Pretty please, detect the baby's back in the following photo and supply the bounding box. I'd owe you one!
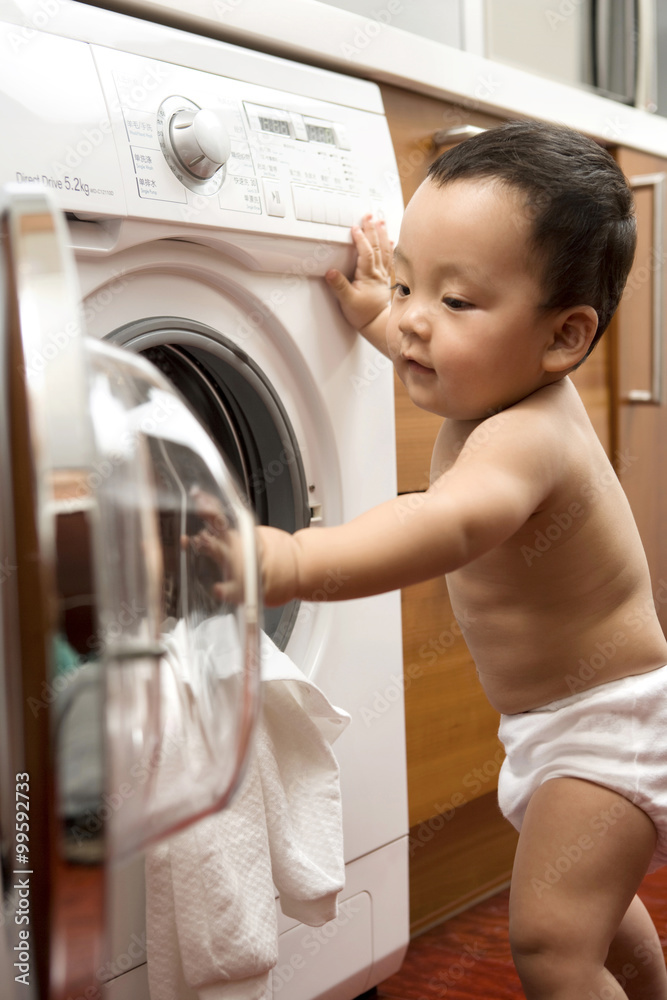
[434,379,667,714]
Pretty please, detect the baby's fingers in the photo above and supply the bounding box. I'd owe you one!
[187,528,227,565]
[324,267,352,301]
[357,215,392,276]
[375,219,393,271]
[212,580,243,604]
[190,487,229,537]
[350,216,380,275]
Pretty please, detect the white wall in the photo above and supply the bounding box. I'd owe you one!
[313,0,465,48]
[484,0,591,88]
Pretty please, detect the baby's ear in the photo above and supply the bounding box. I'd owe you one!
[542,305,599,372]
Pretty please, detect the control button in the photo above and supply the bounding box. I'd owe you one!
[157,96,230,196]
[337,196,355,228]
[309,189,327,224]
[170,107,232,180]
[332,124,351,150]
[263,180,287,217]
[324,191,339,226]
[292,185,312,222]
[353,199,366,226]
[290,113,309,141]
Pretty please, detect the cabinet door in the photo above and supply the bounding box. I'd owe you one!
[613,148,667,630]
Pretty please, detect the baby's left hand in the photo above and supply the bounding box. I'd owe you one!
[325,214,393,333]
[184,488,301,608]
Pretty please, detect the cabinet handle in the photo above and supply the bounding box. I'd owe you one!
[626,171,665,405]
[636,0,658,113]
[594,0,642,105]
[432,124,485,149]
[594,0,613,94]
[594,0,657,110]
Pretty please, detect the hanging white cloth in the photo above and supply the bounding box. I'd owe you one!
[146,629,350,1000]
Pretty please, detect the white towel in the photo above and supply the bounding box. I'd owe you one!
[146,630,350,1000]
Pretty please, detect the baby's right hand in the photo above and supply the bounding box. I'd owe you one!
[325,214,393,334]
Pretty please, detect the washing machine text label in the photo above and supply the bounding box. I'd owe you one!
[15,170,94,198]
[64,176,90,195]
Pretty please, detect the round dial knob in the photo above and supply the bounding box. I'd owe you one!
[169,107,232,180]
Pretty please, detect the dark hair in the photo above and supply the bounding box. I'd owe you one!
[427,120,636,360]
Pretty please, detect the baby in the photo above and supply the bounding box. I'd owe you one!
[197,121,667,999]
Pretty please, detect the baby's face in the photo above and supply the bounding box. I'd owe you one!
[388,178,560,421]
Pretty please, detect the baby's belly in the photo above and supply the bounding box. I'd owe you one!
[449,590,667,716]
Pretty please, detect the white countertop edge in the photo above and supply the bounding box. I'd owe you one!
[82,0,667,160]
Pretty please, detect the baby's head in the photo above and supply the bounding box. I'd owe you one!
[427,120,636,363]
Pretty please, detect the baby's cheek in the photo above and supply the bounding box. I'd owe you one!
[385,325,402,362]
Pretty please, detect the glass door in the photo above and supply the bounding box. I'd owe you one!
[0,187,261,999]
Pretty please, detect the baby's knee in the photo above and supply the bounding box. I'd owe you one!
[509,908,580,966]
[510,920,591,996]
[509,913,550,965]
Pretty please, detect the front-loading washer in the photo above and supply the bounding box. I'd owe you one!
[0,3,409,998]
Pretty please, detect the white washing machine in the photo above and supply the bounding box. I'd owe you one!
[0,2,408,998]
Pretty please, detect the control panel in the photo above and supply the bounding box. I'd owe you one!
[0,17,402,239]
[90,45,391,235]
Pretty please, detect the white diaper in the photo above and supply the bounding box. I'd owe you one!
[497,664,667,874]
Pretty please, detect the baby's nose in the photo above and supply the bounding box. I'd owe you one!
[398,300,432,338]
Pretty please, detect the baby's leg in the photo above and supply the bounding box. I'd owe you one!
[606,894,667,999]
[508,776,664,1000]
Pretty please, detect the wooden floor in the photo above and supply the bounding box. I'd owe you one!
[54,850,667,998]
[376,867,667,999]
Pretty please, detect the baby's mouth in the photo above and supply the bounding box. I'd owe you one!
[403,355,433,375]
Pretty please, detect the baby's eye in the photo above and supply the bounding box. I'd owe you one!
[443,297,472,311]
[390,283,410,298]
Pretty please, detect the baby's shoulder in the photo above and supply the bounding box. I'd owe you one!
[456,383,596,498]
[488,378,591,447]
[433,381,589,483]
[468,384,574,454]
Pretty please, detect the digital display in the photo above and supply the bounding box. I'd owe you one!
[259,116,290,136]
[306,123,336,145]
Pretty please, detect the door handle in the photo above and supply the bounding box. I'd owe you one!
[627,171,665,405]
[431,124,485,149]
[635,0,658,112]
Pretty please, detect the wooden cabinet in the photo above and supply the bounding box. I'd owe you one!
[380,83,616,931]
[612,149,667,631]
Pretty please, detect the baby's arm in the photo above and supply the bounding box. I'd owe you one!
[325,214,393,357]
[254,409,559,605]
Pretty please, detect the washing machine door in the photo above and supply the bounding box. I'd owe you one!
[108,316,311,652]
[0,188,261,998]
